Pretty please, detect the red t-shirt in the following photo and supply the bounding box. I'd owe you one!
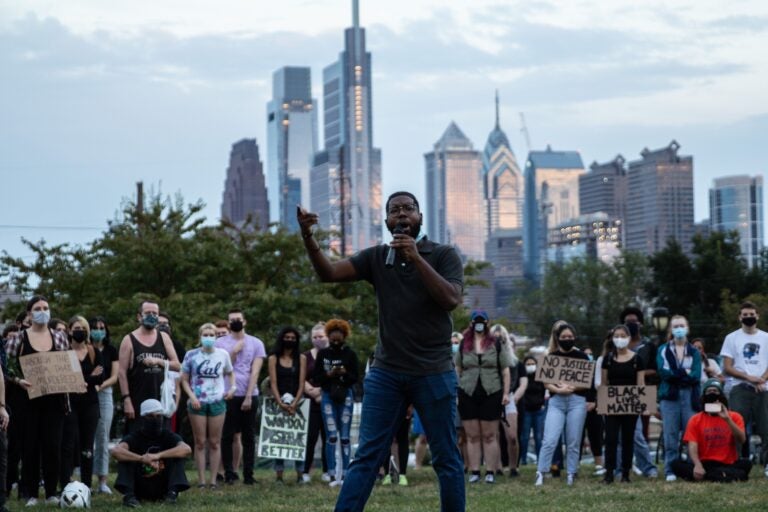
[683,411,744,465]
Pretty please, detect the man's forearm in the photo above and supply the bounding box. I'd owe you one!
[412,256,461,310]
[303,235,335,281]
[245,359,263,397]
[725,416,746,444]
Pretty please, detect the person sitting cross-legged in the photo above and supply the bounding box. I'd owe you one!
[111,399,191,507]
[671,379,752,483]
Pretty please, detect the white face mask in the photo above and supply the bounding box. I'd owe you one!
[474,323,485,333]
[525,365,536,375]
[613,337,630,349]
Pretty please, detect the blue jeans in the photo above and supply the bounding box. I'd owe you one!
[616,417,658,476]
[94,387,114,477]
[322,389,354,476]
[334,368,464,512]
[536,394,587,475]
[520,407,545,465]
[659,389,696,476]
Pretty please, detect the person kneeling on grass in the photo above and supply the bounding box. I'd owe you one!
[671,379,752,482]
[111,399,192,507]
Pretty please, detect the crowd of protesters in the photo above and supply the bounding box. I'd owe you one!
[0,296,766,509]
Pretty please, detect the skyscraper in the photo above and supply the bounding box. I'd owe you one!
[483,91,523,234]
[709,174,764,267]
[266,66,318,232]
[579,155,627,220]
[424,122,485,261]
[523,145,585,282]
[309,0,381,255]
[625,141,694,255]
[221,139,270,229]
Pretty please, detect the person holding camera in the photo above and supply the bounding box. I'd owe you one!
[671,379,751,482]
[313,319,359,487]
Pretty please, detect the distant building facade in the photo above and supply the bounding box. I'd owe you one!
[424,122,486,261]
[625,141,694,255]
[709,174,764,267]
[523,145,585,282]
[546,212,622,265]
[266,66,318,232]
[221,139,270,229]
[579,155,627,220]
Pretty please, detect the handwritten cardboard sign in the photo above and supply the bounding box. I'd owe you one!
[535,354,595,389]
[258,397,310,461]
[19,350,85,399]
[597,386,658,415]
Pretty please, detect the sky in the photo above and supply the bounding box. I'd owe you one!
[2,0,768,265]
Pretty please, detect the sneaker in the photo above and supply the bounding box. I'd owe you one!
[301,473,311,484]
[45,497,59,506]
[468,473,480,484]
[216,473,225,483]
[484,473,495,484]
[122,496,141,508]
[398,475,408,486]
[566,473,575,486]
[665,474,677,482]
[224,471,237,485]
[164,491,177,505]
[509,468,520,478]
[764,464,768,478]
[243,475,255,486]
[381,475,392,486]
[534,472,544,486]
[645,470,659,479]
[321,472,332,483]
[98,483,113,495]
[632,465,642,476]
[329,477,343,488]
[25,498,38,507]
[593,465,606,476]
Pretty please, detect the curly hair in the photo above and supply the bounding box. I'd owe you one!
[325,318,351,338]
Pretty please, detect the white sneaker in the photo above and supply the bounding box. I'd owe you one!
[764,464,768,478]
[665,474,677,482]
[593,465,606,476]
[632,465,642,476]
[45,496,59,506]
[25,498,38,507]
[534,472,544,486]
[98,483,113,494]
[301,473,311,484]
[329,478,343,488]
[484,473,495,484]
[566,473,575,486]
[321,472,332,483]
[468,474,480,484]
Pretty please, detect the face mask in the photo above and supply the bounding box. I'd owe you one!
[283,339,297,350]
[312,338,329,350]
[201,336,216,349]
[672,327,688,339]
[613,337,630,350]
[157,324,171,334]
[229,320,244,332]
[702,393,721,404]
[625,322,640,338]
[525,365,536,374]
[742,316,757,327]
[473,323,485,333]
[91,329,106,343]
[71,330,88,343]
[330,341,344,351]
[141,417,163,437]
[559,339,575,352]
[31,310,50,326]
[141,314,158,329]
[452,343,460,354]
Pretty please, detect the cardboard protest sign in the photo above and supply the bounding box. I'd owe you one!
[535,354,595,388]
[258,397,310,461]
[19,350,85,399]
[597,385,658,415]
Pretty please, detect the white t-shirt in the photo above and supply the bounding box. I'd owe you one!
[719,328,768,388]
[699,358,722,385]
[182,347,234,403]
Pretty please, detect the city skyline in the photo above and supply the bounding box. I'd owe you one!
[2,1,767,262]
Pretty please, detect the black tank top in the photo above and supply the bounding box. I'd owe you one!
[20,329,66,406]
[128,331,168,405]
[275,357,300,396]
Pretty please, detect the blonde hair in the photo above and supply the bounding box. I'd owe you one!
[490,323,518,365]
[198,322,216,336]
[311,322,326,334]
[666,315,689,341]
[68,315,90,340]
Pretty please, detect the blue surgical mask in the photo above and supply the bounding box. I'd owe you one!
[32,310,50,326]
[672,327,688,339]
[473,322,485,333]
[91,329,106,343]
[451,343,460,354]
[201,336,216,349]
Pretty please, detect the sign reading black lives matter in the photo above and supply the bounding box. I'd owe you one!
[597,386,658,415]
[258,397,310,461]
[535,355,595,389]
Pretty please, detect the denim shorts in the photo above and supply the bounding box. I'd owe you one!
[188,399,227,417]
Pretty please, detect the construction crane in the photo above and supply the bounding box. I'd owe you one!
[519,112,532,152]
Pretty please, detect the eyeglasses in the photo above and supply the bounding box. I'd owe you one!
[387,203,418,216]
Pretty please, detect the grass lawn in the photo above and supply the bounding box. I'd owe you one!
[79,464,768,511]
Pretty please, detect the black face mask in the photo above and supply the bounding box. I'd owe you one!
[71,330,88,343]
[330,341,344,351]
[157,324,171,334]
[625,322,640,338]
[283,340,297,350]
[559,339,576,352]
[742,317,757,327]
[141,417,163,437]
[703,393,721,404]
[229,320,244,332]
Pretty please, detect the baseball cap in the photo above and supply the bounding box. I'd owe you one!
[140,399,164,416]
[701,378,723,396]
[470,310,489,322]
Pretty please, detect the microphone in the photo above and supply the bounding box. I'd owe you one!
[385,225,406,268]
